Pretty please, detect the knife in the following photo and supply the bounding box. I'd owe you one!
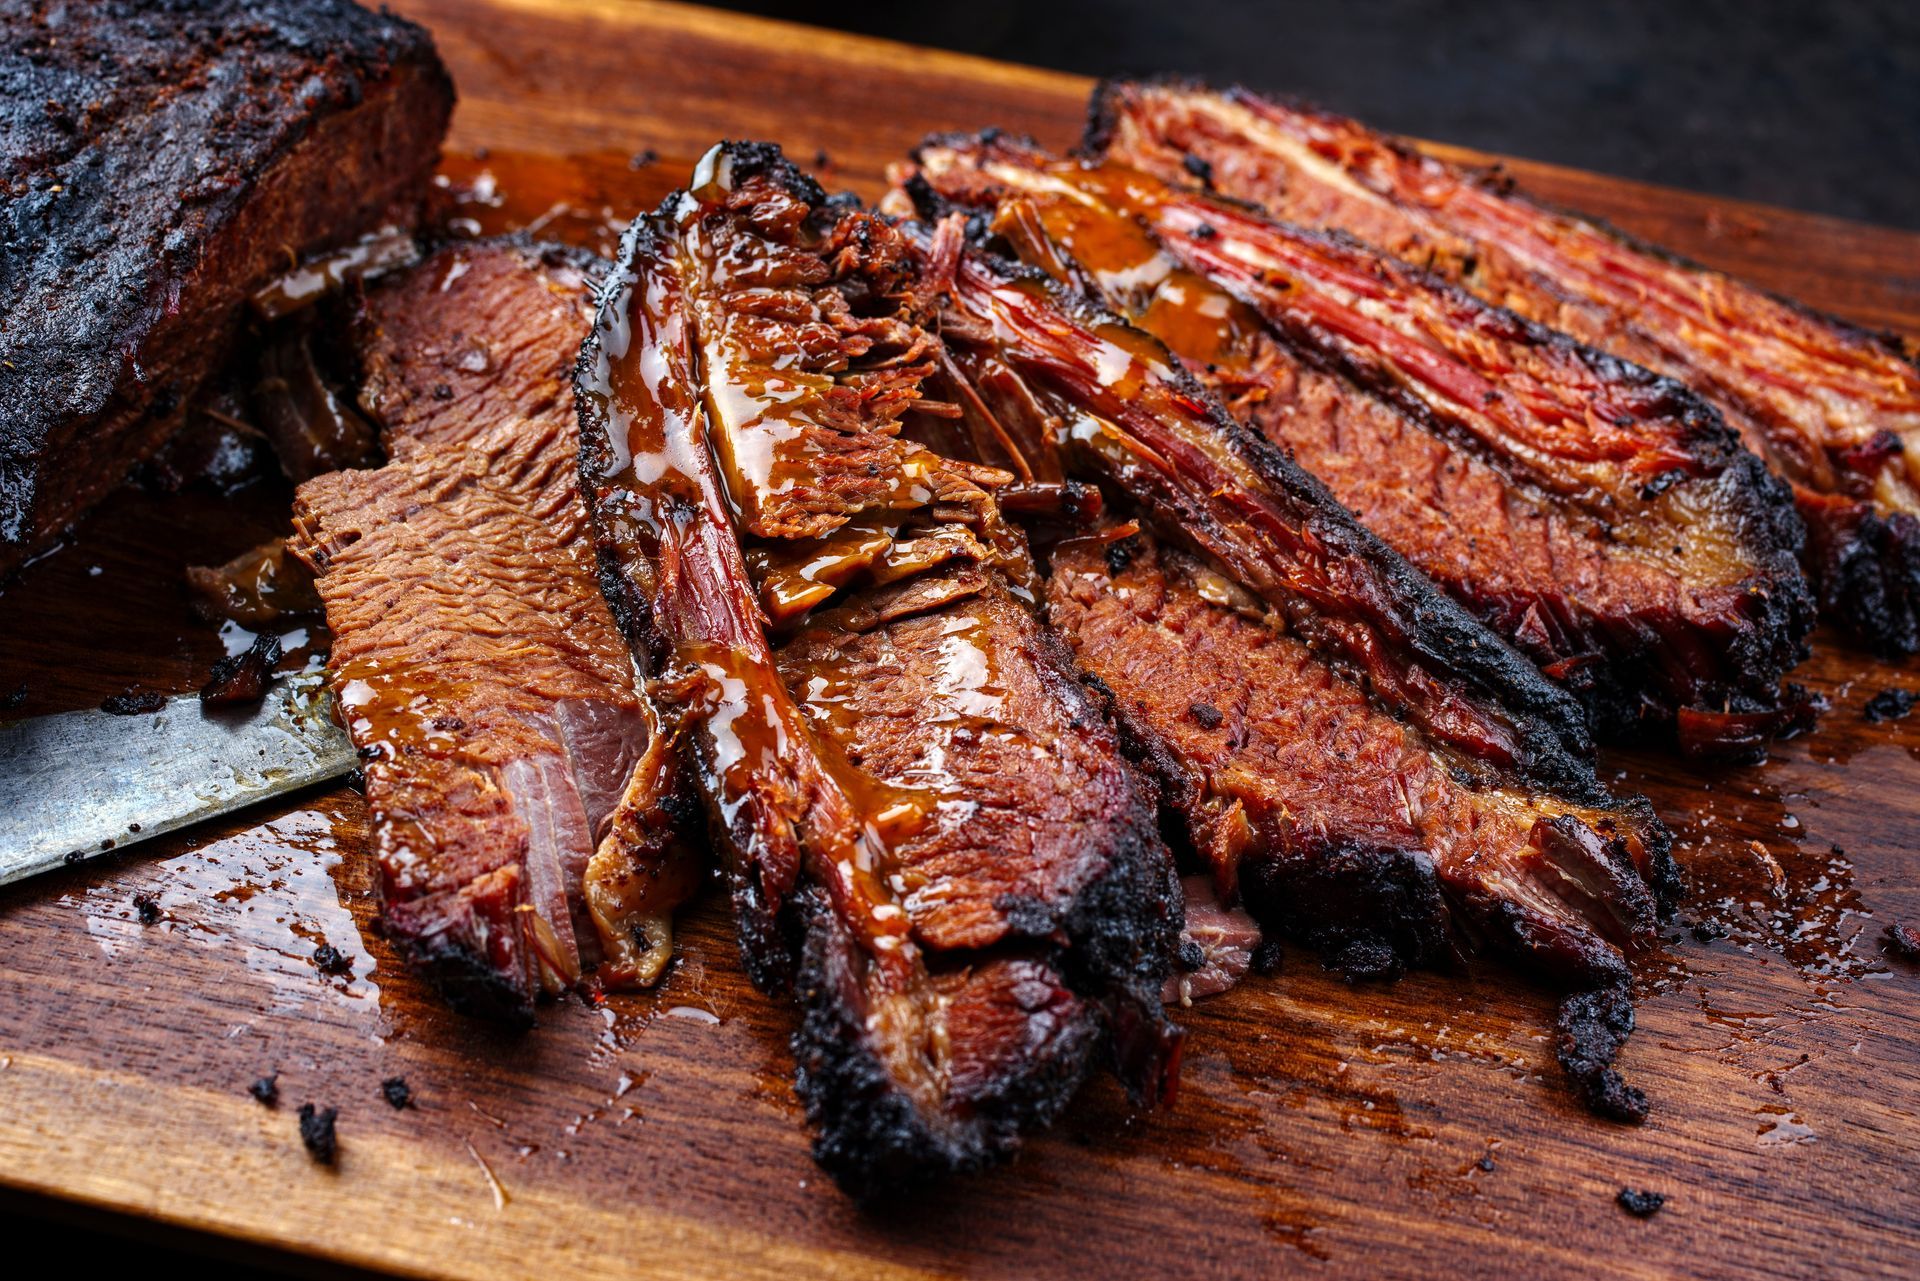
[0,672,355,888]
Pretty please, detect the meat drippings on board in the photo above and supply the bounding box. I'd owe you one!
[1089,80,1920,655]
[904,133,1813,755]
[576,144,1182,1194]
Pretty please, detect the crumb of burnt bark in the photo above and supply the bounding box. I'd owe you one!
[101,689,167,715]
[132,893,161,925]
[1176,939,1207,972]
[1687,919,1727,944]
[1190,222,1217,240]
[1556,985,1649,1124]
[430,382,452,400]
[1329,936,1402,982]
[0,682,25,713]
[200,632,282,707]
[1187,702,1224,729]
[63,850,83,865]
[249,1074,279,1106]
[380,1076,412,1109]
[1617,1188,1665,1217]
[313,943,351,975]
[1863,687,1918,723]
[1884,921,1920,962]
[1181,153,1214,186]
[813,149,832,168]
[345,767,365,794]
[1477,1155,1496,1172]
[1250,937,1284,976]
[298,1103,338,1165]
[628,147,657,170]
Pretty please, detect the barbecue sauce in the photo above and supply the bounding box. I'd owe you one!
[576,159,934,991]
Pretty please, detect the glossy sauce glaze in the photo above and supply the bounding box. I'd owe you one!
[574,156,922,994]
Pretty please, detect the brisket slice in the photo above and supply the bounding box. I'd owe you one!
[290,238,694,1021]
[1050,532,1662,1117]
[576,145,1180,1194]
[782,570,1179,1187]
[1053,531,1661,981]
[924,241,1673,1117]
[291,419,682,1023]
[905,135,1813,754]
[0,0,453,572]
[356,236,599,459]
[1089,80,1920,655]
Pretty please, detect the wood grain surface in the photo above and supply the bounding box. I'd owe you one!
[2,2,1918,1277]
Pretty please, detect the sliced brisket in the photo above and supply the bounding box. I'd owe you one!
[906,135,1813,753]
[1089,80,1920,655]
[290,239,693,1021]
[922,238,1673,1116]
[576,145,1180,1193]
[356,236,600,459]
[292,420,681,1021]
[0,0,453,572]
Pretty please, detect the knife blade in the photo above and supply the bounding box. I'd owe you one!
[0,672,355,887]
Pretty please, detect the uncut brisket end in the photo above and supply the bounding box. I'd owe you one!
[1090,80,1920,654]
[576,146,1179,1193]
[0,0,453,572]
[926,241,1672,1116]
[290,238,694,1020]
[906,135,1813,753]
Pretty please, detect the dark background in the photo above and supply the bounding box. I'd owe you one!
[716,0,1920,230]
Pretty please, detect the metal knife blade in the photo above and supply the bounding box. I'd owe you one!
[0,671,354,888]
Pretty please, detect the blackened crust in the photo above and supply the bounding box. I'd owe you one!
[1,0,453,568]
[791,894,1102,1201]
[1239,846,1454,982]
[391,931,536,1030]
[1555,983,1649,1123]
[1806,500,1920,658]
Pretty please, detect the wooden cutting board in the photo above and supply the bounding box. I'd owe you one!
[2,2,1917,1276]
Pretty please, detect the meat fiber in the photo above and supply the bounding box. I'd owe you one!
[356,236,600,459]
[292,419,685,1021]
[1089,80,1920,654]
[904,134,1814,754]
[576,144,1182,1194]
[0,0,453,573]
[920,237,1674,1118]
[290,239,694,1021]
